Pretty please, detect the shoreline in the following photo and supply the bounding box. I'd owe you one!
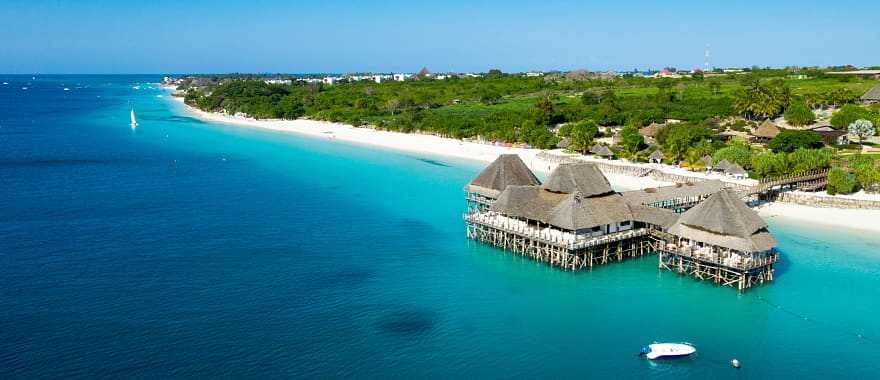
[166,93,880,234]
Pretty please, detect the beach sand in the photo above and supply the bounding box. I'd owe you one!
[169,96,880,233]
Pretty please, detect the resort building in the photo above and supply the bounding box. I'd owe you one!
[464,154,540,212]
[861,84,880,104]
[590,144,614,158]
[809,126,849,145]
[463,156,779,291]
[660,190,778,291]
[751,120,780,143]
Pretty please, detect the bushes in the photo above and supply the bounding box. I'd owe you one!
[748,148,832,179]
[783,99,815,126]
[827,167,858,195]
[767,130,823,153]
[713,144,753,168]
[830,104,880,130]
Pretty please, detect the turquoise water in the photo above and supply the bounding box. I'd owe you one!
[1,75,879,378]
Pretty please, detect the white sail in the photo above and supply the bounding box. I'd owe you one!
[130,109,138,129]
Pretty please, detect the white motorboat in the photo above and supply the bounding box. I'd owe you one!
[639,343,696,360]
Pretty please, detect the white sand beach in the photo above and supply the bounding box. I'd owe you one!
[169,95,880,233]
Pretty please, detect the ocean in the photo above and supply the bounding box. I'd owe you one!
[1,75,879,378]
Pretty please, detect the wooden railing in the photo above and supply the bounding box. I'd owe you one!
[464,213,649,250]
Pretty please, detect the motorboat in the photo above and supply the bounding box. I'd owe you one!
[639,343,696,360]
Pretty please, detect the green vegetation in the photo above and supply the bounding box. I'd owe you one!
[182,70,880,183]
[767,130,823,153]
[827,167,858,195]
[830,104,880,131]
[185,70,878,149]
[783,98,815,126]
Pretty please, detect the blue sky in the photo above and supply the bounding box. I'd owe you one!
[2,0,878,74]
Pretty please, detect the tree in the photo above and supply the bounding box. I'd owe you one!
[732,80,788,119]
[767,130,823,153]
[713,144,752,169]
[827,167,858,195]
[830,104,869,130]
[618,124,644,158]
[570,119,600,154]
[661,124,713,161]
[534,97,555,125]
[386,98,400,115]
[848,119,875,146]
[708,79,721,95]
[783,99,815,126]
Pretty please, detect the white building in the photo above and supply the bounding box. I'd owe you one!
[264,79,292,85]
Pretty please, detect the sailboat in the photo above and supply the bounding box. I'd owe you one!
[130,108,138,129]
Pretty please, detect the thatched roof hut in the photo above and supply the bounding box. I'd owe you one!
[542,163,613,196]
[621,180,725,206]
[701,155,713,169]
[752,120,780,140]
[491,162,635,231]
[725,163,747,177]
[591,144,614,157]
[557,137,571,149]
[492,186,633,231]
[862,84,880,103]
[639,122,662,138]
[649,150,665,163]
[464,154,540,198]
[668,190,778,253]
[714,159,732,172]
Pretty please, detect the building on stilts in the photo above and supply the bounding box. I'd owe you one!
[463,155,779,292]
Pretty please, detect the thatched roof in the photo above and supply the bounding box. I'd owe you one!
[862,85,880,101]
[465,154,540,198]
[725,163,747,176]
[701,155,713,168]
[668,190,777,253]
[557,137,571,149]
[492,186,633,231]
[621,180,725,205]
[629,205,679,229]
[639,123,662,137]
[649,150,665,161]
[542,163,613,197]
[752,120,780,139]
[715,159,732,171]
[591,144,614,157]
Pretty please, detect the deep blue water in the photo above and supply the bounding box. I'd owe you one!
[2,75,880,378]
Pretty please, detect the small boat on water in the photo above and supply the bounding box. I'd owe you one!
[130,109,138,129]
[639,343,696,360]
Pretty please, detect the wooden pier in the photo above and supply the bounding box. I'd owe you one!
[465,215,655,270]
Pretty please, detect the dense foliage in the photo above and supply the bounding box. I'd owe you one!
[783,99,815,126]
[183,72,878,153]
[767,130,823,153]
[827,167,858,195]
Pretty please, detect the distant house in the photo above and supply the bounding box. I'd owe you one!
[264,79,292,85]
[862,85,880,104]
[393,73,408,81]
[701,155,713,171]
[808,126,849,145]
[591,144,614,158]
[751,120,781,143]
[649,150,665,164]
[639,122,662,143]
[322,77,337,85]
[725,163,748,179]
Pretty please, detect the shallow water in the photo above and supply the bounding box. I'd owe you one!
[1,75,879,378]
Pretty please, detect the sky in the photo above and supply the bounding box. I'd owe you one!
[1,0,878,74]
